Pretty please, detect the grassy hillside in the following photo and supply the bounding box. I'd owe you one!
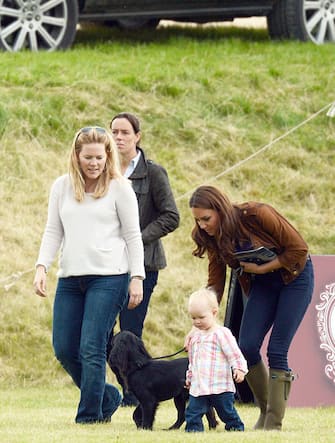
[0,24,334,386]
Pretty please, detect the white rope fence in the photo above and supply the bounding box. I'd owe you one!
[1,268,35,292]
[2,101,334,291]
[176,101,335,202]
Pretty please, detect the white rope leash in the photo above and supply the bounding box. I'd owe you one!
[2,101,334,291]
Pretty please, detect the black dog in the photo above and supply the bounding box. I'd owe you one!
[107,330,218,430]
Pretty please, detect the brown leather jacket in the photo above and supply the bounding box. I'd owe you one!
[207,202,309,302]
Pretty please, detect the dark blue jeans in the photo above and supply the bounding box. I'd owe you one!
[53,274,129,423]
[119,270,158,338]
[185,393,244,432]
[239,258,314,370]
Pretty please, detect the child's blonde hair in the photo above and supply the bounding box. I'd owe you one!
[188,287,219,311]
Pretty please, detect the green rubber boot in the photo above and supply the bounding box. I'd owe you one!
[246,360,268,430]
[264,369,294,431]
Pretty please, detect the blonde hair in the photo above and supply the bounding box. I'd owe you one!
[69,127,122,202]
[188,287,219,311]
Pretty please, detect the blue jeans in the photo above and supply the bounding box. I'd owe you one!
[119,270,158,338]
[53,274,129,423]
[239,258,314,370]
[185,393,244,432]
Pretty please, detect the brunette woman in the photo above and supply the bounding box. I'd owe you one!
[188,185,314,431]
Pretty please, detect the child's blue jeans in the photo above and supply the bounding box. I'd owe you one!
[185,392,244,432]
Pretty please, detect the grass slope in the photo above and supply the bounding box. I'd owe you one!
[0,24,334,386]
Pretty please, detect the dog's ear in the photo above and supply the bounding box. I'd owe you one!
[108,331,152,374]
[108,333,130,375]
[115,352,130,375]
[130,333,151,369]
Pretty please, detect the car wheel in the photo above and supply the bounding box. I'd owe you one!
[0,0,78,52]
[116,18,160,30]
[267,0,335,44]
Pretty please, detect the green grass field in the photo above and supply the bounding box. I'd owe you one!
[0,22,334,439]
[0,386,334,443]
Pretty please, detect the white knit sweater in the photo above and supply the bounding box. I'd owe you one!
[36,174,145,279]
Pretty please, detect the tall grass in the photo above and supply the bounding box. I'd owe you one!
[0,23,334,386]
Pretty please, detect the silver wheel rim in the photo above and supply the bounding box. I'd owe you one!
[303,0,335,43]
[0,0,68,51]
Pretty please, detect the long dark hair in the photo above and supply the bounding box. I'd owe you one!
[189,185,245,259]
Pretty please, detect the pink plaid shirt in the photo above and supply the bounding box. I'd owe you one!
[186,325,248,397]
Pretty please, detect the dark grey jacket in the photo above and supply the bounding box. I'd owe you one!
[129,148,179,271]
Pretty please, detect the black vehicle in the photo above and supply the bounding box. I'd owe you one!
[0,0,334,51]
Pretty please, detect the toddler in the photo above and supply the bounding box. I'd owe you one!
[185,288,248,432]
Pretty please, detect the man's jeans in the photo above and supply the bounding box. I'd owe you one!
[53,274,129,423]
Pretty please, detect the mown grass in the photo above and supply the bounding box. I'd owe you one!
[0,23,334,388]
[0,386,334,443]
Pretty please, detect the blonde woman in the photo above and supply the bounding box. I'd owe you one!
[33,127,145,424]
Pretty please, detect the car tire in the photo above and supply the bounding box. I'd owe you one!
[267,0,335,44]
[116,18,160,31]
[0,0,78,52]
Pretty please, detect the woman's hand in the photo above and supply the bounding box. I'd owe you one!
[233,368,246,383]
[128,277,143,309]
[33,265,47,297]
[239,261,265,274]
[239,257,282,275]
